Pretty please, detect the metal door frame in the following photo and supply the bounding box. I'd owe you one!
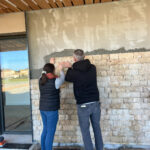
[0,68,4,134]
[0,34,32,134]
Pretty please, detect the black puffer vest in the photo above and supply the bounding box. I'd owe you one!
[39,78,60,111]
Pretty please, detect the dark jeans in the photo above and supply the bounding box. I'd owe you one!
[77,101,103,150]
[40,110,58,150]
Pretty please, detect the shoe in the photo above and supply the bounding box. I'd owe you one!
[0,140,6,147]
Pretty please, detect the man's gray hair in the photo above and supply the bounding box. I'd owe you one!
[73,49,85,61]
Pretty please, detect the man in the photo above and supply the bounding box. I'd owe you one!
[65,49,103,150]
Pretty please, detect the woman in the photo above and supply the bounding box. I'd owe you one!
[39,58,65,150]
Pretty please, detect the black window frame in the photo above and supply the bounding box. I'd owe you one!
[0,72,4,134]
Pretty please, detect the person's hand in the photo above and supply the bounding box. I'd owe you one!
[61,61,72,68]
[58,63,63,71]
[50,57,55,64]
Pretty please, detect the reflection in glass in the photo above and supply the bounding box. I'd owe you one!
[0,38,31,132]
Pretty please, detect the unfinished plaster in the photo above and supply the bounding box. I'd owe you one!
[31,47,150,78]
[26,0,150,78]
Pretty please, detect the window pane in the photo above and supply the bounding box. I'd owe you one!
[0,37,32,132]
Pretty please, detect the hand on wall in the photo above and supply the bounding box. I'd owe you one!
[58,63,63,71]
[60,61,72,68]
[50,57,55,64]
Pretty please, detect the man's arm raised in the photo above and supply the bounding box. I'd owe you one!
[62,61,77,82]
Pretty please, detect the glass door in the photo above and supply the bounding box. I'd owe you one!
[0,36,32,132]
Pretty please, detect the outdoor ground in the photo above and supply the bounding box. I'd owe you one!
[4,105,31,131]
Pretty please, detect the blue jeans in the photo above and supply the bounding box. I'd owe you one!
[77,102,103,150]
[40,110,58,150]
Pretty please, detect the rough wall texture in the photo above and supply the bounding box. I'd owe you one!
[26,0,150,79]
[31,52,150,146]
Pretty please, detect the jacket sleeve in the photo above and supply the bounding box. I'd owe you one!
[65,68,77,82]
[55,71,65,89]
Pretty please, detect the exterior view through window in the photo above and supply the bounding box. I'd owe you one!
[0,37,32,132]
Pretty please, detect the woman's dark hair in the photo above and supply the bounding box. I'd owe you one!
[40,63,55,85]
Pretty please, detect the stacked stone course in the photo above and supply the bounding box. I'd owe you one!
[31,51,150,146]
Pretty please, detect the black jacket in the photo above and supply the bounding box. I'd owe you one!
[65,59,99,104]
[39,78,60,111]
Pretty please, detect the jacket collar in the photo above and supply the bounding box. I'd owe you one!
[46,73,58,79]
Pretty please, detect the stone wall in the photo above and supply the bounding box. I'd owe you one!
[31,51,150,146]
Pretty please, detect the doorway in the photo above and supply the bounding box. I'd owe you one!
[0,35,32,133]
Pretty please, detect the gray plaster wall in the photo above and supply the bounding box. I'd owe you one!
[26,0,150,78]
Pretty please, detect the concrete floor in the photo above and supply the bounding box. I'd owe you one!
[53,148,148,150]
[1,134,150,150]
[54,148,148,150]
[0,144,150,150]
[53,146,150,150]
